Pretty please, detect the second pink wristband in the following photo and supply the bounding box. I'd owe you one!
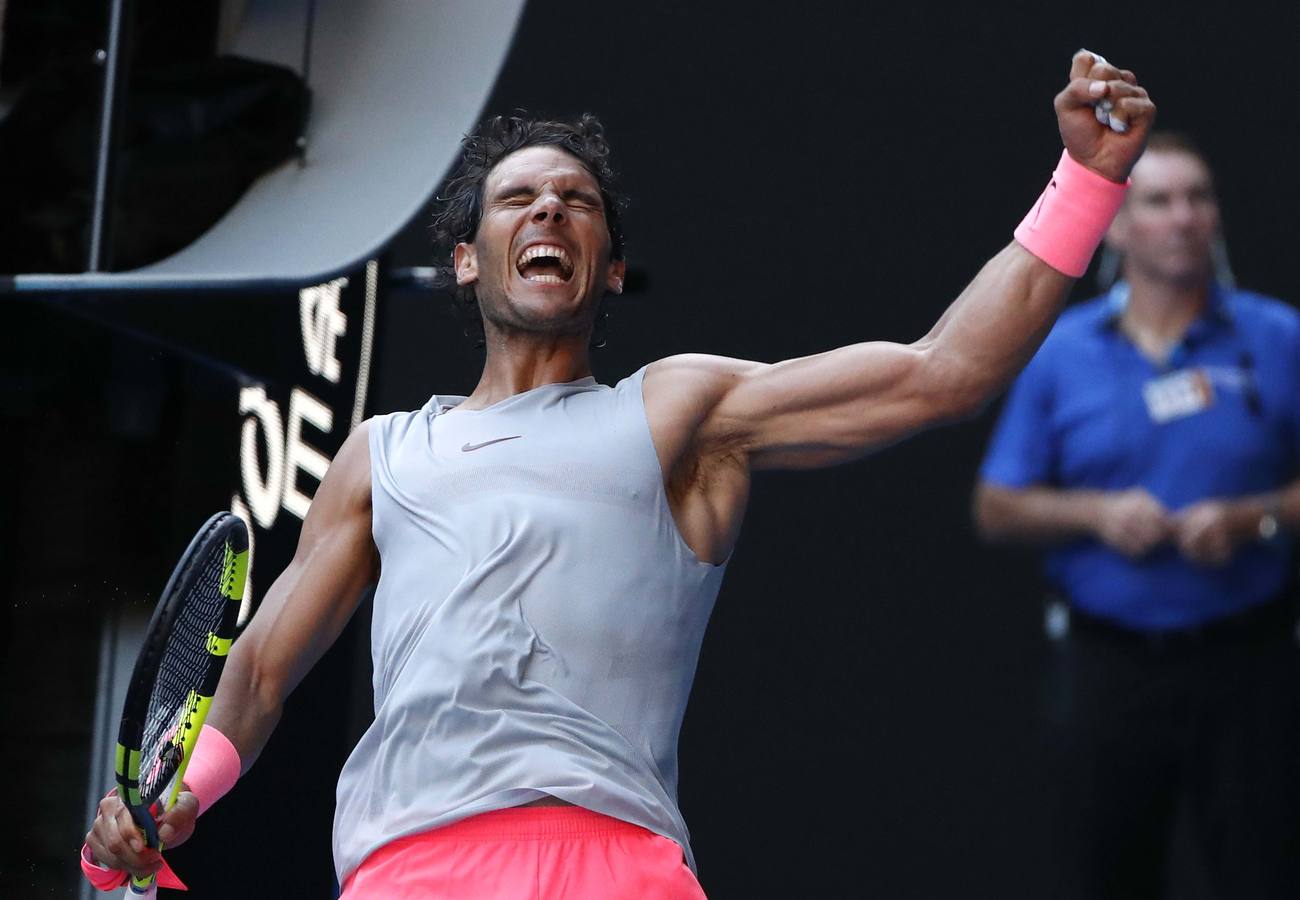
[183,723,242,815]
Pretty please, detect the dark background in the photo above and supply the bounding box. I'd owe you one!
[5,1,1299,897]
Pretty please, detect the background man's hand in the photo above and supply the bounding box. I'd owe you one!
[1054,49,1156,183]
[1095,488,1173,559]
[85,789,199,879]
[1174,499,1246,567]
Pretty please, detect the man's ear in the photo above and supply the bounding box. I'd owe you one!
[606,258,626,295]
[454,243,479,286]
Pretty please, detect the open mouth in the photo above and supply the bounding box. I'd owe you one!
[515,244,574,283]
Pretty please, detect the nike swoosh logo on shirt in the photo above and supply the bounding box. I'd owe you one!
[461,435,523,452]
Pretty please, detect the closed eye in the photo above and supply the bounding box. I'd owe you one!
[562,189,603,211]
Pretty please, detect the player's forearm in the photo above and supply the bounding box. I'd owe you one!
[200,526,375,773]
[916,243,1072,415]
[203,637,287,775]
[974,482,1106,545]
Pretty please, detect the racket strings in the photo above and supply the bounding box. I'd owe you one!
[138,543,229,804]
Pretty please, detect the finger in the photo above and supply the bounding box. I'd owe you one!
[159,792,199,845]
[113,805,145,853]
[92,801,163,871]
[98,824,139,868]
[1139,522,1169,548]
[1056,77,1109,115]
[126,849,165,878]
[1131,528,1164,555]
[1184,529,1223,564]
[1086,60,1127,84]
[85,833,116,869]
[1070,48,1107,80]
[1135,495,1168,516]
[97,793,126,823]
[1111,95,1158,132]
[165,790,200,821]
[1137,510,1174,543]
[1097,81,1149,102]
[1132,503,1168,528]
[1182,514,1213,544]
[1117,528,1151,558]
[1187,542,1220,567]
[1151,512,1175,537]
[1089,81,1150,132]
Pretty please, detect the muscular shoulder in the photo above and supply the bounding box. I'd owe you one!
[645,353,760,391]
[644,354,764,447]
[284,418,378,582]
[319,419,374,512]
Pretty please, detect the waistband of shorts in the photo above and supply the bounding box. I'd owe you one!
[387,806,651,845]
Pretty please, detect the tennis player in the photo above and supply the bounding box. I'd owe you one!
[84,50,1154,897]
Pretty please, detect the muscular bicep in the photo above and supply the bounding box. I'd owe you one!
[699,339,968,470]
[208,421,377,748]
[693,243,1069,471]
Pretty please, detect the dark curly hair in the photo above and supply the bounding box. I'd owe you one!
[430,112,628,348]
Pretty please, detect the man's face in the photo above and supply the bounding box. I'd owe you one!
[1106,149,1219,288]
[454,145,625,338]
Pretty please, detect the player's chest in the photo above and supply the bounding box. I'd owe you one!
[392,410,660,508]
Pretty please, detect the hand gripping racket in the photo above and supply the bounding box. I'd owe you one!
[114,512,248,898]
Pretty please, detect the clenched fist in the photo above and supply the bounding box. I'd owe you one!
[1054,49,1157,183]
[84,788,199,880]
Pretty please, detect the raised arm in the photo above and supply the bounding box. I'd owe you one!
[703,51,1152,469]
[643,51,1154,564]
[84,421,378,878]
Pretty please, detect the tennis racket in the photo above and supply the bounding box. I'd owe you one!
[114,512,248,898]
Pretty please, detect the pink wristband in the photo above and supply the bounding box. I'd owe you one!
[80,840,128,891]
[78,727,236,891]
[80,842,187,891]
[81,789,189,892]
[183,723,242,815]
[1014,149,1129,278]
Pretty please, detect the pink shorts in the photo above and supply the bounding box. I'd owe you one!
[339,806,707,899]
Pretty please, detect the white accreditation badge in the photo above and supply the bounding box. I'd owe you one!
[1142,368,1216,423]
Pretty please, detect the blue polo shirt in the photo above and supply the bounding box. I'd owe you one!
[980,282,1300,631]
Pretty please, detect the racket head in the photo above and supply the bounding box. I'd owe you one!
[114,512,248,845]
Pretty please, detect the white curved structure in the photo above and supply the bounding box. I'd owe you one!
[16,0,526,292]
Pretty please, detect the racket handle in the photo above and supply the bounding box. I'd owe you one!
[123,875,157,898]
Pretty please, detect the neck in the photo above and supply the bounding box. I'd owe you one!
[1118,269,1210,361]
[461,326,593,410]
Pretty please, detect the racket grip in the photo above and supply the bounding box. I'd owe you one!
[123,878,157,899]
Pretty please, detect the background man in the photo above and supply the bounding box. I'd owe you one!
[85,52,1153,897]
[975,133,1300,898]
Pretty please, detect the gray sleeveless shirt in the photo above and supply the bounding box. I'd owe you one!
[332,368,727,882]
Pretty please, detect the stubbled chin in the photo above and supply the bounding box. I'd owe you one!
[505,277,590,319]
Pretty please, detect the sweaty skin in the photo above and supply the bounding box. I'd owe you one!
[87,50,1155,879]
